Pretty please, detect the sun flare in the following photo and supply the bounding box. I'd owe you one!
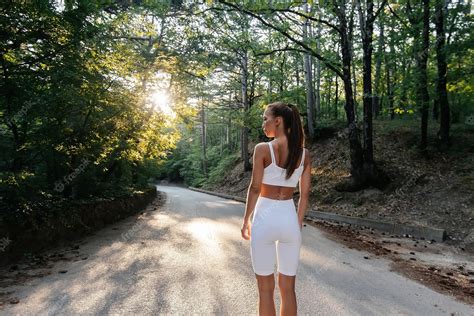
[149,90,174,117]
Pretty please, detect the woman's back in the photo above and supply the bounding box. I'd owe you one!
[259,140,308,200]
[261,141,305,188]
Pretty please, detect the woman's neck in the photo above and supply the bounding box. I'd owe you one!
[272,135,288,145]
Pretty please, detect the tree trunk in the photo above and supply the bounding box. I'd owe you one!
[357,0,390,190]
[433,99,439,121]
[241,50,251,171]
[326,74,334,119]
[334,75,339,120]
[334,2,365,191]
[295,53,300,105]
[349,1,358,118]
[315,27,322,121]
[373,12,384,118]
[358,0,375,166]
[201,102,207,176]
[435,0,451,150]
[279,52,286,92]
[226,103,231,150]
[267,28,273,95]
[303,1,315,140]
[418,0,430,150]
[386,62,394,120]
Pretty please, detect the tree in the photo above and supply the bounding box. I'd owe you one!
[303,1,316,140]
[435,0,451,150]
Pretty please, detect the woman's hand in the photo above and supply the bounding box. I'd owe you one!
[241,220,251,240]
[298,217,303,232]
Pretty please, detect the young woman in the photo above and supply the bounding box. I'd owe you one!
[241,101,311,315]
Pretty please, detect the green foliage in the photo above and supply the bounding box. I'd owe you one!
[0,2,180,220]
[203,149,239,187]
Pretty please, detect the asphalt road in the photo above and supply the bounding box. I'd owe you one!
[2,185,473,315]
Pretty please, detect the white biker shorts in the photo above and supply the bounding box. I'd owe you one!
[250,196,302,276]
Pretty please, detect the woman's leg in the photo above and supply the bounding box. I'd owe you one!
[256,273,276,316]
[251,197,281,314]
[275,200,301,316]
[277,273,297,316]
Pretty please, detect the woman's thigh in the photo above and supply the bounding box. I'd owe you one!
[251,197,280,276]
[275,200,301,276]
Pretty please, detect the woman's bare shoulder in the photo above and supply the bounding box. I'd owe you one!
[253,142,269,156]
[255,142,270,149]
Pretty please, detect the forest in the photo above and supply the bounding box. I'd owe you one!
[0,0,472,228]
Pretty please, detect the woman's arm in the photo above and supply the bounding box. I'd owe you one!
[297,149,312,230]
[241,143,265,240]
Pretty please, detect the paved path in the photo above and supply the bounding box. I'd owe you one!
[2,185,473,315]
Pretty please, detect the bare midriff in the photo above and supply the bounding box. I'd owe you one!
[260,183,295,200]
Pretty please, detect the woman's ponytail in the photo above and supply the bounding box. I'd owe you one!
[267,102,305,179]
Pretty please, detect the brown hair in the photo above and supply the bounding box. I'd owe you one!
[267,101,305,179]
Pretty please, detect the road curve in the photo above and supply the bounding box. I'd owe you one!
[2,185,473,315]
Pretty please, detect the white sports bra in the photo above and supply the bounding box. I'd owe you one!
[261,141,305,188]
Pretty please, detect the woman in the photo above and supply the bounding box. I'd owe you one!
[241,101,311,316]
